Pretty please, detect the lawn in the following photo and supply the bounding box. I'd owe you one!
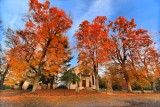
[0,89,160,107]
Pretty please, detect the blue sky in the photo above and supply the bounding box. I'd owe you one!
[0,0,160,67]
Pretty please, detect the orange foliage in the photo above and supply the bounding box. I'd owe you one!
[75,16,111,69]
[5,0,72,91]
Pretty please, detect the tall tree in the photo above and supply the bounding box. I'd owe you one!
[108,16,154,92]
[133,44,159,93]
[6,0,72,92]
[127,34,153,93]
[74,16,111,92]
[0,26,13,90]
[126,27,159,93]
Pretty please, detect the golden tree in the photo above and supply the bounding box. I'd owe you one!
[6,0,72,92]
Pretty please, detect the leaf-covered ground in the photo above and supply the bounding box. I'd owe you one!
[0,89,160,107]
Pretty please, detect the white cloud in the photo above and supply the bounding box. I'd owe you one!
[68,0,112,46]
[82,0,112,19]
[9,16,18,28]
[67,0,113,66]
[149,32,160,49]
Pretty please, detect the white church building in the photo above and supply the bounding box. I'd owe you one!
[68,63,96,90]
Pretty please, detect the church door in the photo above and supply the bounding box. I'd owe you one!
[82,80,86,87]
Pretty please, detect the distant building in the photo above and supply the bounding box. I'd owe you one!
[68,62,96,90]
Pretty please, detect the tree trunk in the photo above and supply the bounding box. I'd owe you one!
[126,79,132,93]
[0,64,10,90]
[94,62,99,92]
[68,83,70,89]
[95,74,100,92]
[151,82,157,93]
[50,77,54,89]
[124,72,132,93]
[0,76,5,90]
[19,81,24,90]
[106,74,113,93]
[50,82,53,89]
[76,82,80,93]
[0,80,4,90]
[140,85,144,93]
[46,83,48,89]
[41,84,44,90]
[0,77,6,90]
[32,75,39,93]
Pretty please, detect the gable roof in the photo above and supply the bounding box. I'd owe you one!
[73,64,94,76]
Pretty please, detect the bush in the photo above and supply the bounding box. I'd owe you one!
[156,86,160,91]
[28,85,33,90]
[56,85,67,89]
[2,85,12,90]
[132,85,141,90]
[112,84,122,90]
[99,76,107,89]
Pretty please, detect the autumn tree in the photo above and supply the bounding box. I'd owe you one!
[0,53,11,89]
[106,63,124,90]
[3,27,34,90]
[74,16,111,92]
[126,31,153,93]
[123,26,160,93]
[102,72,113,93]
[107,16,157,93]
[0,21,5,89]
[133,44,159,93]
[0,47,26,90]
[0,28,14,90]
[3,28,30,89]
[108,17,135,92]
[4,69,26,89]
[0,43,8,89]
[6,0,72,92]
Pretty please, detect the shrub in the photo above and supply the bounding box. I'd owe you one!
[56,85,67,89]
[28,85,33,90]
